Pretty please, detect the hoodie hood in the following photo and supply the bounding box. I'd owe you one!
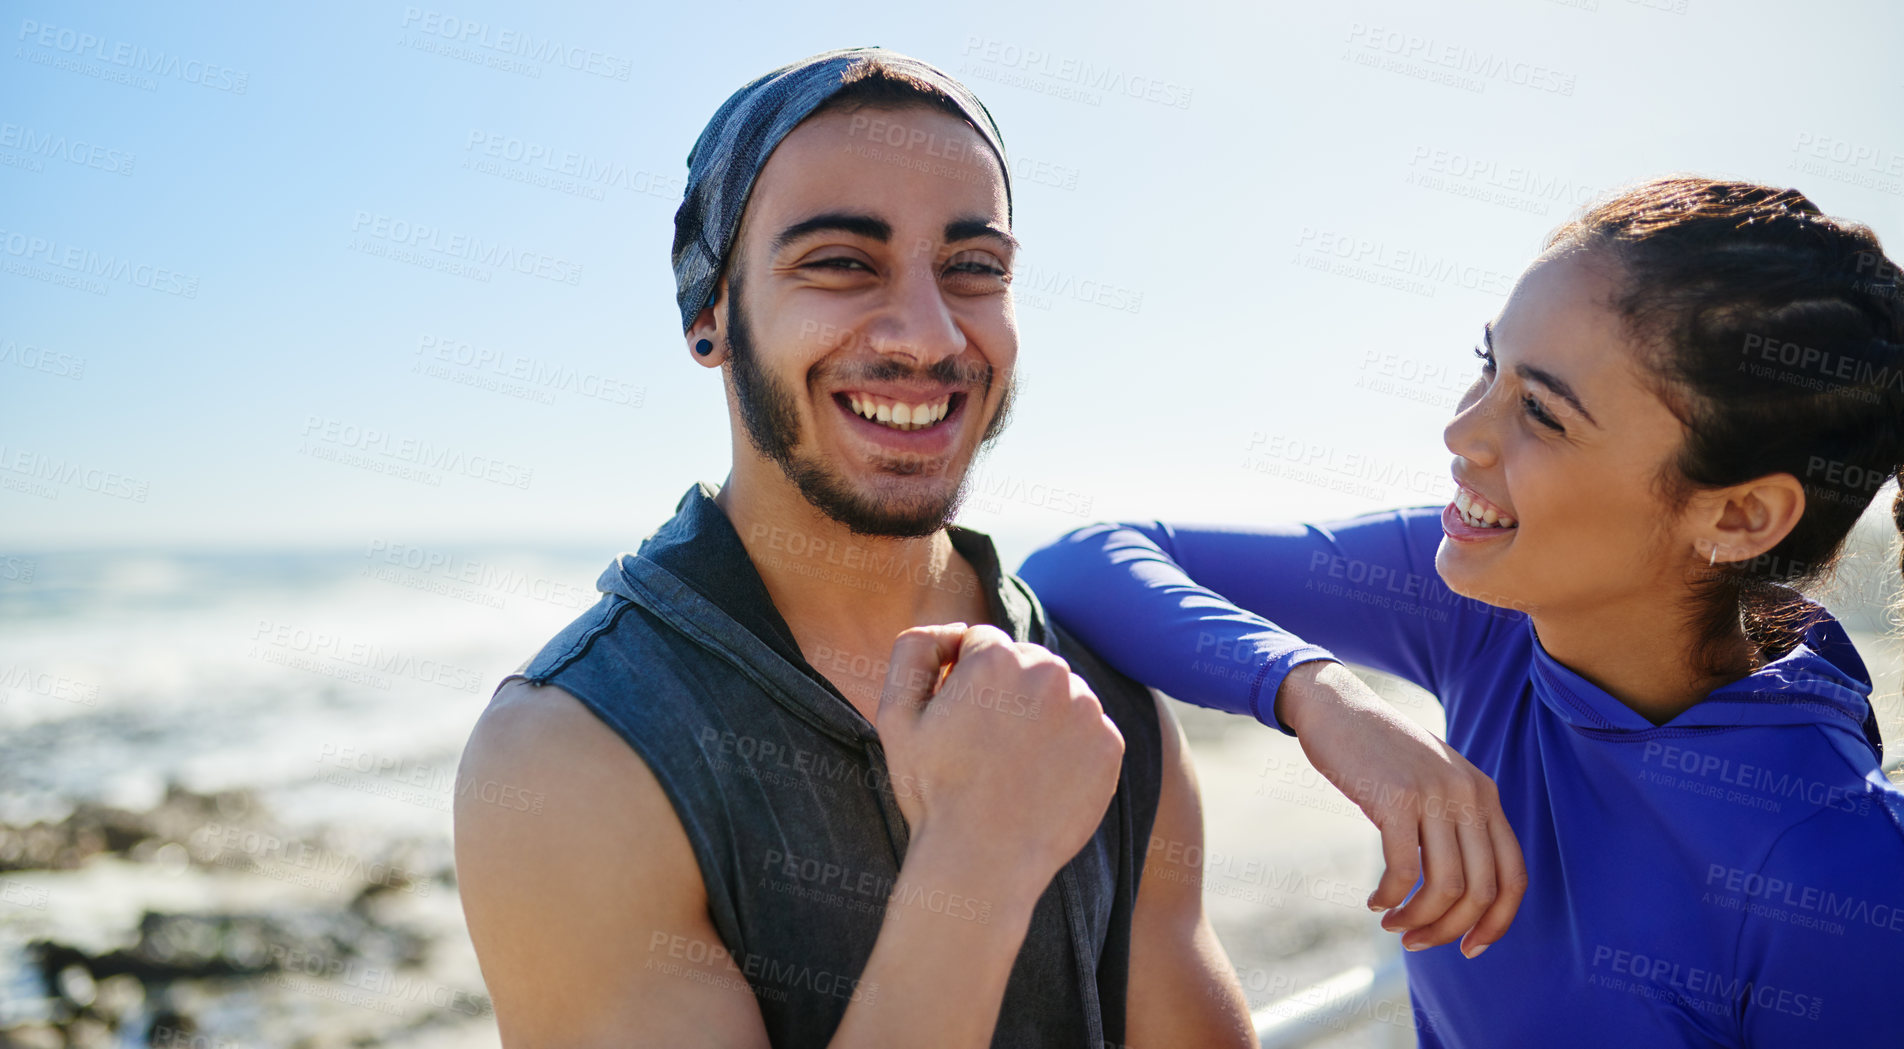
[1527,602,1883,761]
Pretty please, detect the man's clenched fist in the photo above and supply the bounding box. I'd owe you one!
[876,624,1125,893]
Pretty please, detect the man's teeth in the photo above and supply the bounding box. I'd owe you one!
[847,394,951,431]
[1454,489,1517,529]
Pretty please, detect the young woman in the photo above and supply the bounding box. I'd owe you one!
[1019,177,1904,1048]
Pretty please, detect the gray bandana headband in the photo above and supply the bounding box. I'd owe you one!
[671,46,1012,332]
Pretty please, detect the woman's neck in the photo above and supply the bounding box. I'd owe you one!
[1529,595,1759,725]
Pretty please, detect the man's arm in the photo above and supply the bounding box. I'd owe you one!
[455,624,1125,1049]
[1124,692,1255,1049]
[453,679,772,1048]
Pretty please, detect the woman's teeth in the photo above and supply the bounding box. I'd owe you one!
[1454,489,1517,529]
[847,394,951,432]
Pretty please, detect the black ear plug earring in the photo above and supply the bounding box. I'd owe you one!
[695,339,714,356]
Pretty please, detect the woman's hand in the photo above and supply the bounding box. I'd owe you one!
[1276,661,1527,958]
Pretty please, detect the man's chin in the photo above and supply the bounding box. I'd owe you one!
[785,458,965,538]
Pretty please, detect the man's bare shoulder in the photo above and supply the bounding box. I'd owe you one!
[460,679,642,795]
[453,677,687,889]
[453,679,767,1048]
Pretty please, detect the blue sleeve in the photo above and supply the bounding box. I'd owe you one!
[1017,506,1515,734]
[1734,793,1904,1046]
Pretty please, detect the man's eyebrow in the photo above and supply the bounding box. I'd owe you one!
[1487,323,1601,428]
[771,212,892,254]
[944,217,1017,251]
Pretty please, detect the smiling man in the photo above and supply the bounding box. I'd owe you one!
[451,49,1257,1049]
[455,46,1528,1049]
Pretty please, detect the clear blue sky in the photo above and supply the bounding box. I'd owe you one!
[4,0,1901,558]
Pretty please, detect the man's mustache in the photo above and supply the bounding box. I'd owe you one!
[817,354,994,390]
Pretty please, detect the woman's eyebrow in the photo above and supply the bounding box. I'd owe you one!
[1487,322,1601,428]
[1516,362,1601,428]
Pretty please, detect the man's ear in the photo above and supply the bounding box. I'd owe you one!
[1695,472,1806,567]
[685,280,728,367]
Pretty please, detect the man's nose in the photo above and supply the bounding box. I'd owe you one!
[864,259,966,366]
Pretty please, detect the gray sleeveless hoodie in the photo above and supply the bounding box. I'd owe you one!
[506,484,1164,1048]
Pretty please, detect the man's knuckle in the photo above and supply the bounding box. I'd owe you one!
[966,643,1008,669]
[1078,695,1108,725]
[1027,659,1067,684]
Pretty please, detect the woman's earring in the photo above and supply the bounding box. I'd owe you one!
[695,339,714,356]
[1708,542,1719,567]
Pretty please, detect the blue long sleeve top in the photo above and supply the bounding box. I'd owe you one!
[1018,507,1904,1049]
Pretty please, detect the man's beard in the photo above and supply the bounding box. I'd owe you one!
[725,272,1015,538]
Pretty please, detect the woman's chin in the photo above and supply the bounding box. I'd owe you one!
[1435,546,1527,612]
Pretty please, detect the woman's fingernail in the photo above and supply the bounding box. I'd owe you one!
[1366,897,1383,912]
[1404,939,1426,952]
[1462,942,1490,959]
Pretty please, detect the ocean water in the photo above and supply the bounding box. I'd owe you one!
[0,545,616,831]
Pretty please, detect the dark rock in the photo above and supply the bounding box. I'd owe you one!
[0,784,257,873]
[30,906,431,986]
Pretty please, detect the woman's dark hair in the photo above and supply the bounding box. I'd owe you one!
[1546,176,1904,676]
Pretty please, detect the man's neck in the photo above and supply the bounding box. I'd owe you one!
[714,470,995,721]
